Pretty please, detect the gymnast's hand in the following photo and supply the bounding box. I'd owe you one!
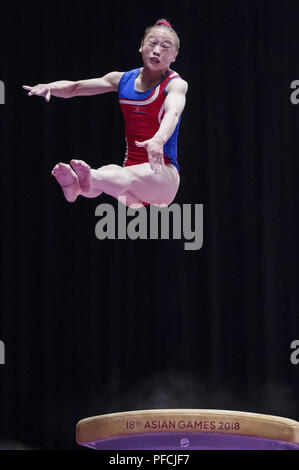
[135,137,165,174]
[22,84,51,102]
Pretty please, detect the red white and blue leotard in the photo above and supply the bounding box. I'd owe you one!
[118,68,182,172]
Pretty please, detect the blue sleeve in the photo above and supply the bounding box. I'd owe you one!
[118,71,128,93]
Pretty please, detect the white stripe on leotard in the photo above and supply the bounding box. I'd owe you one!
[119,86,160,105]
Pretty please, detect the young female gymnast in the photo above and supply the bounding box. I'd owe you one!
[23,19,188,207]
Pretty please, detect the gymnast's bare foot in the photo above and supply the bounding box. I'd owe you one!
[70,159,92,195]
[51,163,80,202]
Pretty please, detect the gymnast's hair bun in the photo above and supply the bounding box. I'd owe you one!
[155,19,172,29]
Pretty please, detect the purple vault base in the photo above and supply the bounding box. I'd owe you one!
[83,432,299,450]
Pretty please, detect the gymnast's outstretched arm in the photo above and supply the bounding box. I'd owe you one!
[22,71,123,101]
[135,78,188,172]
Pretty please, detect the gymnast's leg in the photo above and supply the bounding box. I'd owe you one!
[52,159,180,206]
[51,161,132,203]
[121,161,180,206]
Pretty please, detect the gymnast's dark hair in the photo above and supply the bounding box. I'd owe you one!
[143,18,180,50]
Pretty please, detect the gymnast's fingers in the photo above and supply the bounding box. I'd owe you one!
[25,84,49,98]
[135,140,147,148]
[22,85,35,97]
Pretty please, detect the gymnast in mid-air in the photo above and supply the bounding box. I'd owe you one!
[23,19,188,208]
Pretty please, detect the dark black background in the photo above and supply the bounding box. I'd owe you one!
[0,0,298,450]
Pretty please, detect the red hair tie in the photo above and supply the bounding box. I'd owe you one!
[156,20,172,28]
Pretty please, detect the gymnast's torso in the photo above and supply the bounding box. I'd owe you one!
[118,68,182,171]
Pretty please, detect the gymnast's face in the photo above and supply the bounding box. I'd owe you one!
[139,28,178,71]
